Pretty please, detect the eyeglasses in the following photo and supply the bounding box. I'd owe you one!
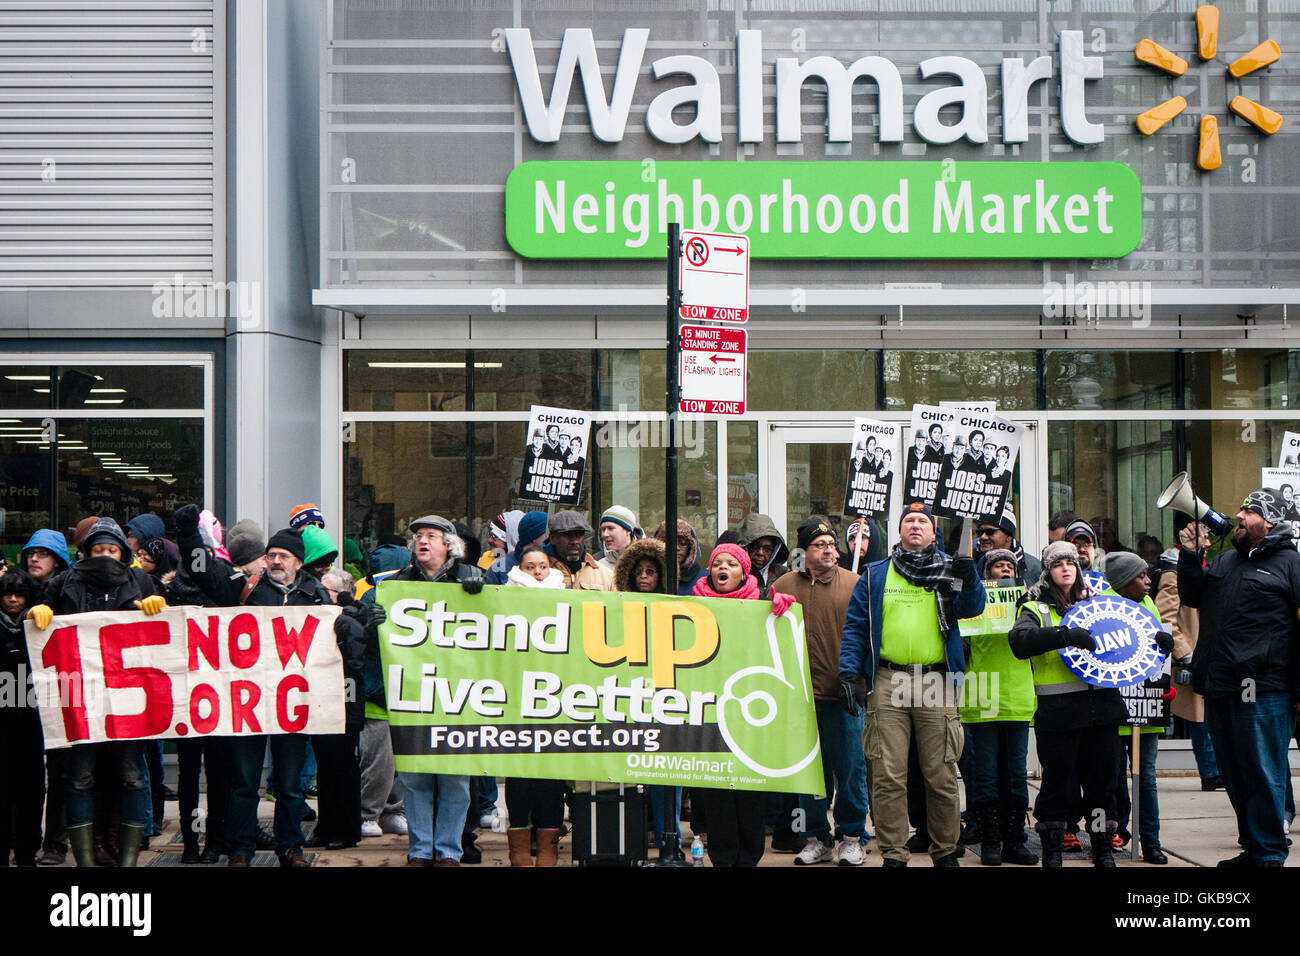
[976,528,1000,537]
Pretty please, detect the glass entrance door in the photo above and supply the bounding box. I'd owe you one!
[765,419,1043,563]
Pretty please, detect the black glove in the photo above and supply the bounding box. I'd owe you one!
[1060,626,1096,651]
[951,554,977,586]
[1174,666,1193,686]
[174,503,201,535]
[838,678,863,717]
[1154,631,1174,655]
[367,603,387,630]
[461,578,484,596]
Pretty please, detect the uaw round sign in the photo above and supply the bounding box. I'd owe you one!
[1059,595,1164,688]
[1082,569,1111,593]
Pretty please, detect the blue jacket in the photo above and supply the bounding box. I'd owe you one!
[838,554,986,691]
[21,529,70,573]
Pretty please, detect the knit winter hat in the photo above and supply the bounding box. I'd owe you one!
[796,517,837,551]
[289,503,325,530]
[126,513,166,544]
[517,511,549,546]
[1105,551,1148,591]
[1041,540,1081,571]
[301,525,339,567]
[226,519,266,567]
[708,543,752,576]
[73,516,100,548]
[898,501,935,530]
[488,513,508,542]
[997,504,1018,538]
[82,518,131,562]
[983,548,1017,571]
[1064,518,1096,544]
[845,520,870,543]
[266,528,306,563]
[599,505,640,536]
[1242,487,1286,525]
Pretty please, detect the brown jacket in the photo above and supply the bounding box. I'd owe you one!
[1155,566,1203,722]
[549,551,615,591]
[772,565,861,701]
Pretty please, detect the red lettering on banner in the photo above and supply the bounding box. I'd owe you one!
[41,625,90,743]
[100,621,173,739]
[187,615,221,671]
[228,612,260,669]
[273,616,318,669]
[230,679,262,732]
[276,674,309,732]
[190,683,220,734]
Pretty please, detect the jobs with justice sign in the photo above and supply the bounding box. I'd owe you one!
[904,404,1022,522]
[842,418,899,521]
[519,405,592,505]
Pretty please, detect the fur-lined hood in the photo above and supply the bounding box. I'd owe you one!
[613,537,667,593]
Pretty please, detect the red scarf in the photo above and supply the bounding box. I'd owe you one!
[693,573,760,601]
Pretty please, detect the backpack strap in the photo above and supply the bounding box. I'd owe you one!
[240,571,261,604]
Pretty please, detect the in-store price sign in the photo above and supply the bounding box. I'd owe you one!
[679,230,749,323]
[679,324,747,416]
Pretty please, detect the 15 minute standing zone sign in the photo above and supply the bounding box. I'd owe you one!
[679,324,747,415]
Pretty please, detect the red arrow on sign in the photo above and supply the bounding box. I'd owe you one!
[714,246,745,255]
[710,355,735,364]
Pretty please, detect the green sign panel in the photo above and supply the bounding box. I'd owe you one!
[505,160,1141,259]
[959,584,1025,637]
[376,581,824,794]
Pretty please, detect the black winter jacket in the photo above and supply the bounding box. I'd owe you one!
[43,558,158,615]
[1178,531,1300,698]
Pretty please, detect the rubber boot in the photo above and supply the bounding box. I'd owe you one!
[1036,822,1065,869]
[977,806,1001,866]
[68,823,96,868]
[118,823,146,868]
[507,828,534,867]
[1090,824,1117,869]
[1001,803,1038,866]
[535,828,560,867]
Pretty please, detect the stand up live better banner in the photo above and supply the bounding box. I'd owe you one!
[25,606,345,749]
[376,581,824,794]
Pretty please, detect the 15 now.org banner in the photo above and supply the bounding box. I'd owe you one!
[377,582,824,795]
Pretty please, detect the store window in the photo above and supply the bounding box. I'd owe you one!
[749,351,877,411]
[1045,351,1174,410]
[1184,349,1300,410]
[885,350,1035,410]
[0,362,209,562]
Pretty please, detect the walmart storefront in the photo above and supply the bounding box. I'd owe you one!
[315,0,1299,573]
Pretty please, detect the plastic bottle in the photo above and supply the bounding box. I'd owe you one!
[691,835,704,867]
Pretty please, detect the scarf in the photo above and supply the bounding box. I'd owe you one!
[693,573,761,601]
[889,543,957,634]
[77,555,132,589]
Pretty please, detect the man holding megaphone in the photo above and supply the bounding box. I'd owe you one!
[1176,487,1300,868]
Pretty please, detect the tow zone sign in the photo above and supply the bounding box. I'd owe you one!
[679,325,746,416]
[679,230,749,323]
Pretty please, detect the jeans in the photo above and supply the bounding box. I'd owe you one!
[398,772,471,862]
[477,776,499,818]
[968,721,1030,809]
[227,734,309,858]
[1116,733,1160,849]
[300,740,317,793]
[647,786,681,843]
[1205,691,1292,864]
[798,700,869,843]
[359,718,403,822]
[65,741,149,829]
[1187,720,1220,782]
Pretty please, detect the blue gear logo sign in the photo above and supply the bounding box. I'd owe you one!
[1059,595,1165,688]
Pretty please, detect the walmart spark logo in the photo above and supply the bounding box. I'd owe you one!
[1134,4,1281,171]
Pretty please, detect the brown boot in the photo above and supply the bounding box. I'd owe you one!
[535,828,560,867]
[507,828,534,867]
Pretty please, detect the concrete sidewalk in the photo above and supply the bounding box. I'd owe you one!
[120,770,1276,867]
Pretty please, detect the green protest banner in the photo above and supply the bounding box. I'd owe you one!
[376,581,824,795]
[959,583,1024,638]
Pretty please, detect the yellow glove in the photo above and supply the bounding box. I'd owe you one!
[27,604,54,630]
[134,595,167,616]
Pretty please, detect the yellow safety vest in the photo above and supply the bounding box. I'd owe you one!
[1023,601,1087,696]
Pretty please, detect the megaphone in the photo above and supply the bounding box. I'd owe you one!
[1156,472,1233,537]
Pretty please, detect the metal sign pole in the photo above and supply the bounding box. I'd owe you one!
[1130,732,1141,862]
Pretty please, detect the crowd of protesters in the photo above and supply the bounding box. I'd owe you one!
[1,483,1297,868]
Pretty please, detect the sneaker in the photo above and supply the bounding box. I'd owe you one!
[934,852,961,867]
[1062,832,1083,852]
[1112,833,1127,850]
[361,820,383,838]
[379,814,409,836]
[1200,775,1225,791]
[836,839,868,866]
[882,858,907,869]
[479,810,500,830]
[37,846,67,866]
[304,785,319,800]
[794,838,835,865]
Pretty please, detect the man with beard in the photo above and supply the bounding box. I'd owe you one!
[1178,488,1300,867]
[1064,518,1108,590]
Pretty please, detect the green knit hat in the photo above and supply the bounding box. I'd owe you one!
[301,524,339,567]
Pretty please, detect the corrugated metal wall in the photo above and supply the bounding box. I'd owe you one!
[0,0,219,287]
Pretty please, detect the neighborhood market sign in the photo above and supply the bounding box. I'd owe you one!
[502,28,1141,258]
